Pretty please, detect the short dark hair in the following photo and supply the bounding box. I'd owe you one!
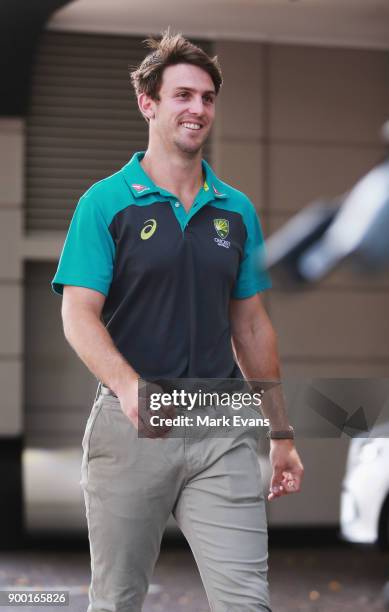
[129,30,223,101]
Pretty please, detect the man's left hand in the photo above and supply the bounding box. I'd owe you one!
[268,440,304,501]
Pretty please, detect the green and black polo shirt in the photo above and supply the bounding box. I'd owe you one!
[52,151,271,380]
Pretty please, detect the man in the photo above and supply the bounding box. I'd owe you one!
[52,31,303,612]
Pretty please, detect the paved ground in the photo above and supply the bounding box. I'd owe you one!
[0,535,389,611]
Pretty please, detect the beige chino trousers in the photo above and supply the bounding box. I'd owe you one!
[80,386,271,612]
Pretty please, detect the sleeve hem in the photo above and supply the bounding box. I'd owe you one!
[232,281,272,299]
[51,278,109,297]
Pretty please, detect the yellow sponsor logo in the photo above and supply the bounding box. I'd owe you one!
[140,218,157,240]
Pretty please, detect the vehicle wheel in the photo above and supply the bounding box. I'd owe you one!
[378,494,389,551]
[382,580,389,609]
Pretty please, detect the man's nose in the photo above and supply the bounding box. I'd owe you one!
[188,96,205,115]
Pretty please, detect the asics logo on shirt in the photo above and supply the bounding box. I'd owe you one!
[141,219,157,240]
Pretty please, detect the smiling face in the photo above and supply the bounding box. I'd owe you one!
[141,63,216,157]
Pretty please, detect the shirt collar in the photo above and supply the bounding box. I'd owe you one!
[122,151,227,201]
[201,159,227,201]
[121,152,160,198]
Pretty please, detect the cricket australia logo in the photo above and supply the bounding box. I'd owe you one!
[213,218,231,249]
[214,218,229,239]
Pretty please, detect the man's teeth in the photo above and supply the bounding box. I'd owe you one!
[181,122,201,130]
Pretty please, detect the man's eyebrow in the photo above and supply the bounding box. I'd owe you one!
[174,86,216,96]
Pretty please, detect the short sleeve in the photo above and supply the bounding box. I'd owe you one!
[232,202,272,299]
[51,191,115,297]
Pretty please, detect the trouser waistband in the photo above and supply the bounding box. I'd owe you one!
[93,382,118,402]
[100,384,118,398]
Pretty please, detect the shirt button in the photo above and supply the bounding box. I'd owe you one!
[174,201,180,208]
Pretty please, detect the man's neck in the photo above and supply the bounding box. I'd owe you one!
[140,143,204,204]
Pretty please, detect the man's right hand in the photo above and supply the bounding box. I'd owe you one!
[117,377,176,438]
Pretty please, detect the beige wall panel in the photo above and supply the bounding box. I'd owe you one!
[0,209,22,280]
[21,233,66,262]
[214,41,264,141]
[215,141,265,211]
[269,45,389,144]
[268,290,389,359]
[268,144,383,213]
[280,360,389,379]
[267,438,349,525]
[0,284,22,355]
[0,360,23,435]
[0,118,24,207]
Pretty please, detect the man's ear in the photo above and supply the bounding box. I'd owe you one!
[138,93,155,121]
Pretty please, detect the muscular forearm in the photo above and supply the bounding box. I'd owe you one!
[63,307,139,396]
[232,326,291,431]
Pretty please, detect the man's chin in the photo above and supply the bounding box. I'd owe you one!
[174,138,206,156]
[175,142,203,157]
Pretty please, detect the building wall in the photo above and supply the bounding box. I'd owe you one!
[0,37,388,530]
[0,118,25,543]
[213,41,389,524]
[0,118,24,437]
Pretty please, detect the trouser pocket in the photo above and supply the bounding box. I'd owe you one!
[80,396,104,496]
